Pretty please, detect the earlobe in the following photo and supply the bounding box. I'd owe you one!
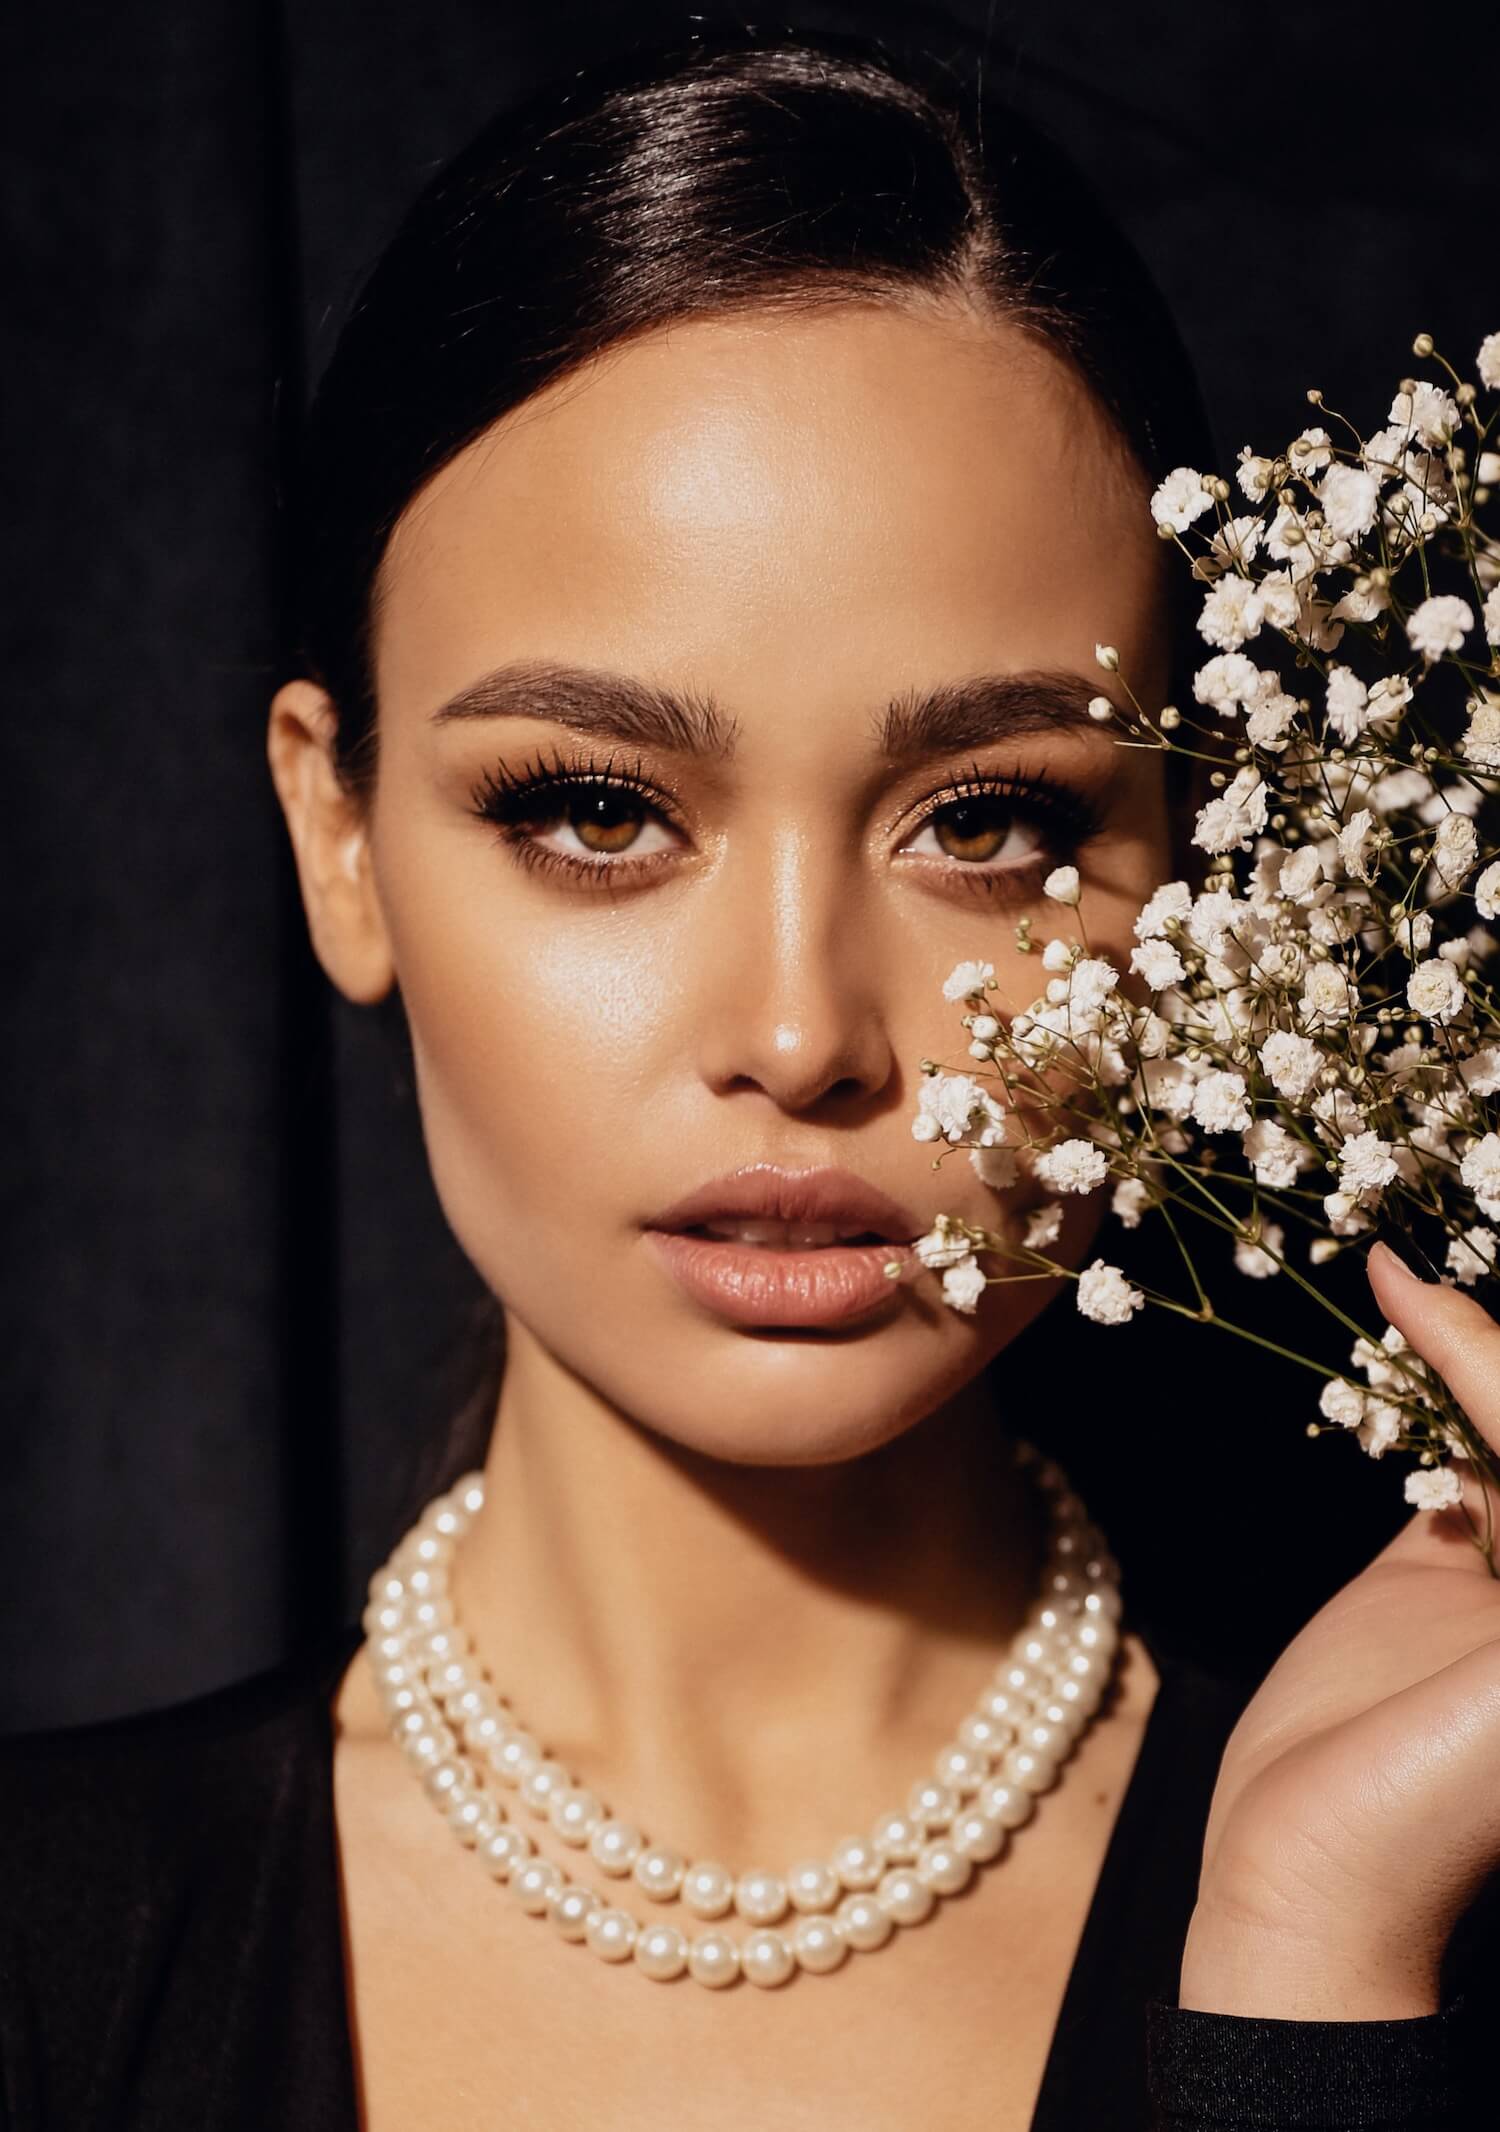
[265,679,396,1005]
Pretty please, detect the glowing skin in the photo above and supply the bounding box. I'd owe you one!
[269,301,1174,2114]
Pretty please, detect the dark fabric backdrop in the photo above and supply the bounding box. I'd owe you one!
[3,0,1495,1730]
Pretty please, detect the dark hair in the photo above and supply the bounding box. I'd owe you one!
[290,19,1216,797]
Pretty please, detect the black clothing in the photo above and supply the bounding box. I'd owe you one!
[0,1605,1493,2130]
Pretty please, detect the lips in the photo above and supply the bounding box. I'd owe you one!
[647,1164,919,1245]
[643,1165,922,1328]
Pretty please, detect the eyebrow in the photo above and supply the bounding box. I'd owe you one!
[426,658,1103,764]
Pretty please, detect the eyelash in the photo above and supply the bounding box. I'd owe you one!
[466,745,1103,902]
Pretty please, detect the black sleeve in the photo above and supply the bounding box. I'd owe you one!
[1144,1993,1470,2129]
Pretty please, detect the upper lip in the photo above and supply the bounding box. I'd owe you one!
[647,1164,920,1244]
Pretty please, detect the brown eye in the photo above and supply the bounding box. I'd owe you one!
[568,788,650,855]
[909,796,1046,869]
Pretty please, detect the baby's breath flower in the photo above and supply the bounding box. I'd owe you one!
[1197,575,1265,651]
[1484,585,1500,648]
[1130,938,1186,991]
[1150,466,1214,531]
[1243,1118,1306,1188]
[1190,1069,1252,1134]
[1234,1223,1284,1278]
[1192,767,1268,854]
[1033,1138,1108,1194]
[942,959,995,1002]
[1432,812,1479,888]
[1318,462,1380,540]
[1094,643,1119,671]
[1111,1176,1151,1228]
[1404,1465,1463,1510]
[1075,1259,1144,1325]
[941,1256,988,1314]
[1474,861,1500,922]
[1134,881,1192,939]
[1446,1225,1498,1286]
[912,1215,974,1270]
[1406,956,1467,1024]
[1043,864,1081,906]
[1024,1202,1063,1250]
[1389,380,1460,447]
[1462,693,1500,770]
[1236,449,1275,502]
[1475,331,1500,392]
[1320,1378,1365,1428]
[1339,1131,1399,1200]
[1406,593,1473,662]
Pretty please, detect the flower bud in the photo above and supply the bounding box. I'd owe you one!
[1094,644,1119,672]
[1412,332,1434,358]
[1157,705,1180,730]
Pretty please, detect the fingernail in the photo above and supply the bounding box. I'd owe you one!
[1371,1237,1432,1284]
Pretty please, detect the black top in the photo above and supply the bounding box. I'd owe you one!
[0,1603,1493,2131]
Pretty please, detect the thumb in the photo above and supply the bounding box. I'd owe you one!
[1366,1240,1500,1471]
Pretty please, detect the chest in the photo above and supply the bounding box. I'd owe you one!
[332,1715,1148,2132]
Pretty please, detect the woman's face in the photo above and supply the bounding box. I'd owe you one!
[292,300,1173,1465]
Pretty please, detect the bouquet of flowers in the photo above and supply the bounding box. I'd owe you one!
[902,331,1500,1576]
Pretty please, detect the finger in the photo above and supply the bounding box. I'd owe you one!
[1367,1240,1500,1461]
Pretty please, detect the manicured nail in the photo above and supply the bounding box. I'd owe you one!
[1371,1237,1431,1284]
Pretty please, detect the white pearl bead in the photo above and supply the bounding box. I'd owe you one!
[585,1906,638,1962]
[589,1819,643,1876]
[998,1743,1058,1794]
[511,1859,563,1914]
[792,1914,847,1973]
[489,1730,540,1786]
[995,1658,1047,1700]
[916,1839,973,1896]
[978,1687,1030,1726]
[871,1811,921,1863]
[1015,1626,1070,1670]
[908,1778,960,1829]
[786,1860,839,1913]
[741,1929,796,1987]
[933,1745,988,1795]
[831,1834,883,1891]
[1073,1617,1118,1657]
[687,1931,741,1989]
[633,1845,687,1901]
[458,1479,485,1517]
[548,1884,601,1941]
[520,1757,569,1813]
[1021,1718,1073,1762]
[876,1867,935,1926]
[1064,1650,1107,1688]
[549,1786,603,1845]
[1027,1599,1080,1633]
[682,1861,735,1917]
[1055,1675,1102,1718]
[952,1809,1007,1863]
[365,1600,404,1637]
[634,1922,688,1980]
[836,1892,893,1951]
[446,1795,489,1847]
[976,1779,1035,1829]
[479,1826,533,1879]
[735,1869,789,1924]
[957,1712,1014,1756]
[463,1711,504,1754]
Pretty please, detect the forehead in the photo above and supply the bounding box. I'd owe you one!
[374,302,1165,727]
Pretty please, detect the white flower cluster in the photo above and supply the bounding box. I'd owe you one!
[909,333,1500,1553]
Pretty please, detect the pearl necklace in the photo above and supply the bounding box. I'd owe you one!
[364,1437,1122,1990]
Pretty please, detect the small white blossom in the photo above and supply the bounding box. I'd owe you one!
[912,1215,974,1270]
[1290,425,1333,474]
[1260,1029,1324,1101]
[1318,462,1379,539]
[1243,1118,1305,1188]
[1043,865,1081,906]
[969,1144,1019,1188]
[1193,767,1268,855]
[1337,808,1380,883]
[1236,448,1275,501]
[1319,1378,1365,1428]
[1406,593,1473,662]
[1323,1189,1371,1236]
[1024,1202,1064,1251]
[1111,1177,1151,1228]
[1389,380,1460,447]
[1474,860,1500,921]
[1198,575,1265,651]
[1404,1465,1463,1511]
[1278,845,1325,902]
[1406,956,1466,1024]
[1130,938,1186,991]
[1460,1131,1500,1206]
[1040,938,1073,972]
[1193,651,1263,716]
[1300,960,1357,1026]
[1446,1225,1498,1287]
[1075,1258,1144,1325]
[941,1255,988,1314]
[1134,881,1193,940]
[1479,333,1500,391]
[1191,1069,1252,1134]
[1462,693,1500,771]
[1246,688,1299,747]
[1324,665,1370,744]
[942,959,996,1002]
[1033,1138,1108,1194]
[1432,811,1479,888]
[1484,585,1500,648]
[1150,466,1214,531]
[1234,1223,1284,1278]
[1339,1131,1399,1200]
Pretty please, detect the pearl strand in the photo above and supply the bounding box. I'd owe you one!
[364,1438,1122,1989]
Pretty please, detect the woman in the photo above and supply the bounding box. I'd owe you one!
[2,22,1496,2129]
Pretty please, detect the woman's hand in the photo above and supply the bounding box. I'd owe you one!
[1178,1239,1500,2019]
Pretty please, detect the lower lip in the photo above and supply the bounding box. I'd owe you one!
[643,1229,912,1327]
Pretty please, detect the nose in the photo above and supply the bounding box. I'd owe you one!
[693,828,897,1113]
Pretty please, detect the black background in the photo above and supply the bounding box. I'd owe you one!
[4,0,1495,1730]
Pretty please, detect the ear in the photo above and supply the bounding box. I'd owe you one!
[265,679,395,1004]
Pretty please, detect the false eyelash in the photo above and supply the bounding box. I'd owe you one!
[466,746,1104,897]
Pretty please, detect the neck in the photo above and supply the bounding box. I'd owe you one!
[439,1320,1051,1867]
